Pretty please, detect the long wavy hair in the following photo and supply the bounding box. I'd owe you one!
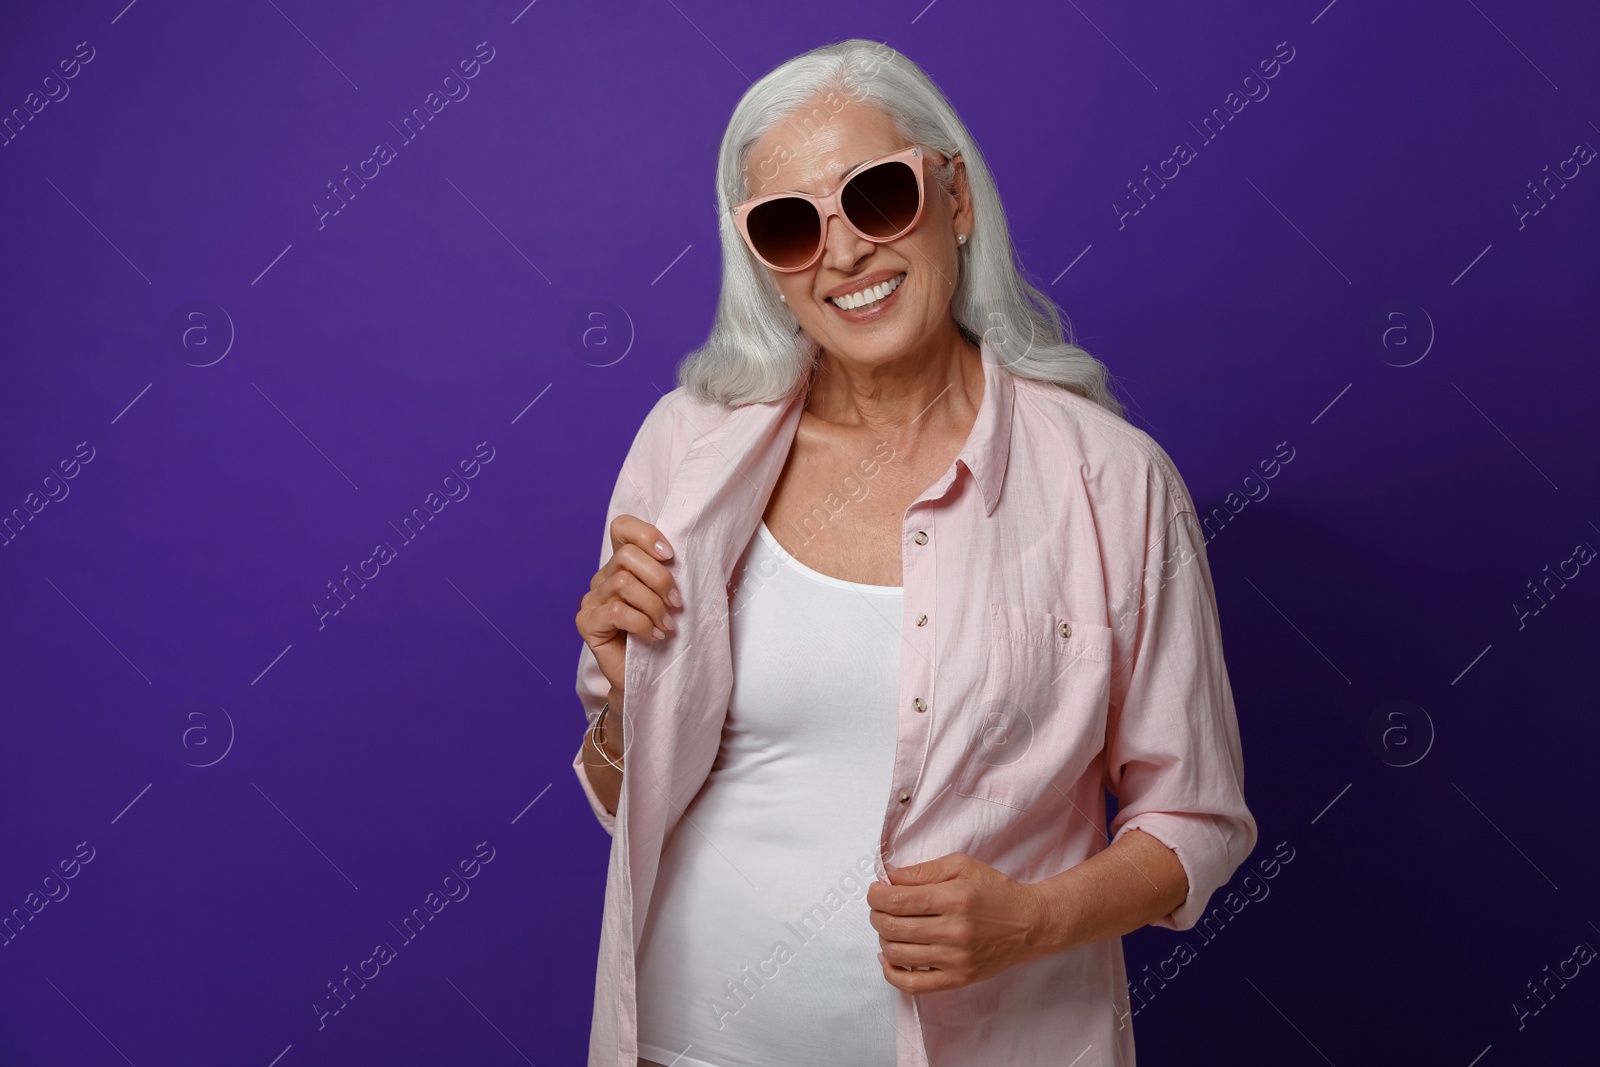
[676,38,1125,420]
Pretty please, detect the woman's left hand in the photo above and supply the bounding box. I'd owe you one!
[867,851,1059,993]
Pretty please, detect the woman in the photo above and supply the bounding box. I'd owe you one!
[571,39,1255,1067]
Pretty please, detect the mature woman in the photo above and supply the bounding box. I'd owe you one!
[571,39,1255,1067]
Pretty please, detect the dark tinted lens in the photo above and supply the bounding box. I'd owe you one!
[746,197,821,268]
[842,160,920,239]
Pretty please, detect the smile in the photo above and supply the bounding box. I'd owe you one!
[827,272,906,311]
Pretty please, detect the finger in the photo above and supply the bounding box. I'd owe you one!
[582,591,668,643]
[877,952,950,994]
[599,540,682,619]
[879,936,946,970]
[598,549,678,629]
[610,513,675,563]
[885,851,967,885]
[867,881,938,917]
[876,951,910,991]
[868,908,942,944]
[590,545,679,633]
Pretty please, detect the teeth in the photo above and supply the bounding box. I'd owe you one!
[829,272,905,310]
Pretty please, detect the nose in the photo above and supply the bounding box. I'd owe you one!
[819,207,875,271]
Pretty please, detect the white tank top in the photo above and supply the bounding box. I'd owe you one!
[634,520,902,1067]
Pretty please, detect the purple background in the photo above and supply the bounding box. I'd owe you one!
[2,0,1597,1063]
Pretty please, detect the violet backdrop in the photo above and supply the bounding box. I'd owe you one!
[1,0,1596,1064]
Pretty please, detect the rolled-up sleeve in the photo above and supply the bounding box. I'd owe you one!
[571,395,672,837]
[1104,453,1257,931]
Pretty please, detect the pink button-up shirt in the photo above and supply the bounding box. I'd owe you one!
[571,339,1256,1067]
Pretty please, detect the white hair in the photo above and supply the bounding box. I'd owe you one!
[676,38,1125,420]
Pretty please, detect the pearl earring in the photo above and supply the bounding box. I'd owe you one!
[957,233,967,245]
[778,293,786,303]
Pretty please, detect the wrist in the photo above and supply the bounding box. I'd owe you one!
[590,694,625,769]
[1024,875,1078,958]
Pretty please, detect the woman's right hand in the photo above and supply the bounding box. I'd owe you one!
[575,514,682,695]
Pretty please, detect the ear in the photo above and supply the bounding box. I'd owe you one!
[949,153,973,230]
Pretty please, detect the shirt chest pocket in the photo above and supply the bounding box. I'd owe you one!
[952,602,1115,812]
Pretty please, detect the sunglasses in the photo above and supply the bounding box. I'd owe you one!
[730,145,944,272]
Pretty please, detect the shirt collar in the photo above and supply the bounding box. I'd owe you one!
[959,337,1016,516]
[776,336,1015,516]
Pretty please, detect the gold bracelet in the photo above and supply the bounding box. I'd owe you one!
[590,699,624,771]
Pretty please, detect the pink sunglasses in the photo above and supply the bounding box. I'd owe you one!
[730,145,946,272]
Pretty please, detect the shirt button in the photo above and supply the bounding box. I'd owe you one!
[915,613,928,626]
[898,788,911,803]
[1058,621,1072,639]
[913,531,928,545]
[913,697,927,712]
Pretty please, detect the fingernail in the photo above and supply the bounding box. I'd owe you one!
[651,627,666,640]
[668,588,683,607]
[655,540,673,559]
[662,615,675,630]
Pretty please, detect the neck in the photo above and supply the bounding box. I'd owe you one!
[805,326,981,439]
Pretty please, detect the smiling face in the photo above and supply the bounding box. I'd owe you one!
[741,98,971,369]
